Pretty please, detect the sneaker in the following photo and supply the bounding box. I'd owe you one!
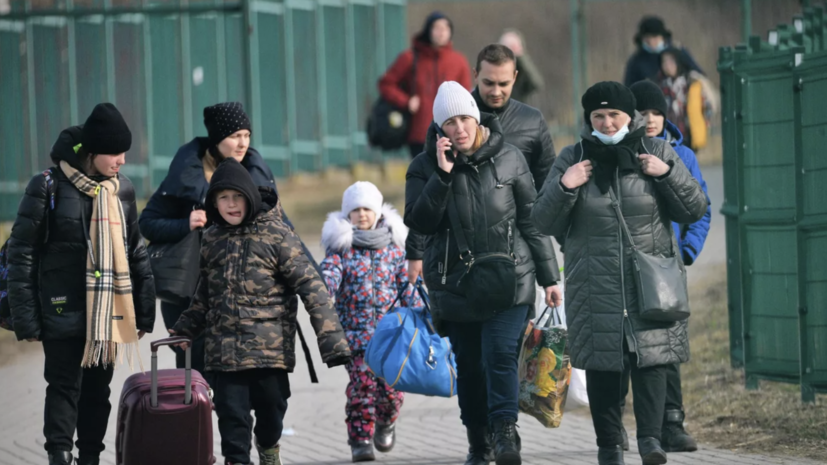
[255,442,283,465]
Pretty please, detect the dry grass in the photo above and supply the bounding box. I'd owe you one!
[678,265,827,461]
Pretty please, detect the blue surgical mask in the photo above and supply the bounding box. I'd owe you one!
[643,40,667,54]
[591,124,630,145]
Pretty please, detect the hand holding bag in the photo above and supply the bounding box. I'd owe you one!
[446,196,517,318]
[608,187,690,322]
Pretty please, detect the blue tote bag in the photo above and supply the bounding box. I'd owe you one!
[365,284,457,398]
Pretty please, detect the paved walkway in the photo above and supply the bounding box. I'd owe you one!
[1,167,821,465]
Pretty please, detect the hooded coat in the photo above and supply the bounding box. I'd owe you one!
[378,16,472,145]
[404,114,559,323]
[320,205,423,352]
[531,115,708,372]
[7,126,155,341]
[660,120,711,265]
[172,162,351,372]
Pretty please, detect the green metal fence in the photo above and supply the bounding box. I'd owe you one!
[719,3,827,402]
[0,0,407,220]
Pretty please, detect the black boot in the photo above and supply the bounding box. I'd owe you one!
[637,437,667,465]
[464,426,490,465]
[374,422,396,453]
[75,457,100,465]
[349,440,375,463]
[597,445,625,465]
[662,409,698,453]
[48,452,73,465]
[491,419,521,465]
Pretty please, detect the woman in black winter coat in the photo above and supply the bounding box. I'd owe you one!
[7,104,155,465]
[405,82,560,465]
[531,82,707,465]
[139,102,318,373]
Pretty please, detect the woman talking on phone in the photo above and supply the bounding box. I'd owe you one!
[404,81,561,465]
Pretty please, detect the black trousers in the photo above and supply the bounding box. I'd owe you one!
[586,350,668,448]
[212,369,291,464]
[620,362,683,414]
[42,338,115,459]
[409,143,425,159]
[161,300,207,376]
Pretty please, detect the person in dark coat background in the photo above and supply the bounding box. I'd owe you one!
[623,16,703,87]
[498,29,545,104]
[7,104,155,465]
[532,82,707,465]
[139,102,322,376]
[627,79,712,454]
[378,11,472,159]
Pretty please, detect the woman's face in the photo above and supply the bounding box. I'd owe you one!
[590,109,631,136]
[349,207,377,231]
[89,153,126,177]
[661,54,679,78]
[430,19,452,47]
[442,115,479,154]
[217,130,251,162]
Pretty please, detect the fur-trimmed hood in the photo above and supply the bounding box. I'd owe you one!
[321,203,408,253]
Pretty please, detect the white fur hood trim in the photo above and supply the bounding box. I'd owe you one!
[321,203,408,253]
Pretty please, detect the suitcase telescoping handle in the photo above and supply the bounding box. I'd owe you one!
[149,337,193,407]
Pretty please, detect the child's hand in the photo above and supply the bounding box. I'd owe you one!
[167,329,190,349]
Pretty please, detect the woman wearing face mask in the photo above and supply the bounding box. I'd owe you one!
[378,11,472,159]
[405,82,561,465]
[531,82,707,465]
[139,102,320,375]
[655,48,719,151]
[7,103,156,465]
[623,16,702,87]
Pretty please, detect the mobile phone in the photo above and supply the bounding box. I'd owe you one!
[435,126,456,162]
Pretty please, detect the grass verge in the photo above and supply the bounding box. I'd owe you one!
[680,264,827,461]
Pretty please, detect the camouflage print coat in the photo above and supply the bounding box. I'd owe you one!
[173,196,351,372]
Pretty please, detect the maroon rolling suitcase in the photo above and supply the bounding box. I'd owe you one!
[116,337,216,465]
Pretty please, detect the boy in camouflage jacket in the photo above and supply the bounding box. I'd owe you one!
[172,158,351,465]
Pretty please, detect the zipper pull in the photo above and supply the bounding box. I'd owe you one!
[624,309,628,317]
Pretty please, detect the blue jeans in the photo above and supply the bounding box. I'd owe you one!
[444,305,529,427]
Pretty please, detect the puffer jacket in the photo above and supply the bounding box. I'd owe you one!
[320,205,424,352]
[7,126,155,341]
[172,190,351,372]
[660,120,711,266]
[404,114,559,322]
[531,117,707,372]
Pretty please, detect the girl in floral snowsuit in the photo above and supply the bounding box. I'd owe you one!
[321,181,422,463]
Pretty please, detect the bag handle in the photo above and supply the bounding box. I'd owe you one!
[150,337,192,407]
[538,306,564,328]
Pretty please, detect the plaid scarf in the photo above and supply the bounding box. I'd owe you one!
[59,161,141,369]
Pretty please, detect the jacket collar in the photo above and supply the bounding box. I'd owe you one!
[425,112,505,166]
[659,119,684,147]
[412,37,453,58]
[472,88,513,116]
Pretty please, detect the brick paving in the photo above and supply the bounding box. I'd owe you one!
[1,167,822,465]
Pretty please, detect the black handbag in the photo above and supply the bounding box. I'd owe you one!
[607,187,690,322]
[446,196,517,318]
[147,230,201,307]
[367,51,417,151]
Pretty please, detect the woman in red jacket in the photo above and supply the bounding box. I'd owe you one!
[378,11,472,159]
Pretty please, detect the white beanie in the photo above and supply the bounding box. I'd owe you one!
[433,81,480,128]
[342,181,383,223]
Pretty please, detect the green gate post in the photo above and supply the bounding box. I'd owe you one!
[741,0,752,44]
[569,0,584,127]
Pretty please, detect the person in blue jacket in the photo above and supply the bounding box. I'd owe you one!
[139,102,321,374]
[623,16,703,87]
[627,80,711,454]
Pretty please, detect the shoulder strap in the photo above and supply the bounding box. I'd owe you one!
[42,168,57,243]
[446,194,472,257]
[295,324,318,384]
[606,187,636,252]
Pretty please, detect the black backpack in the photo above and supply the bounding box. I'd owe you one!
[367,51,417,151]
[0,168,57,331]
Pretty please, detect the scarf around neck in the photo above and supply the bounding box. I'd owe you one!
[352,225,393,251]
[59,161,140,369]
[582,126,646,195]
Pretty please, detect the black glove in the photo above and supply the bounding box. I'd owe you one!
[325,354,352,368]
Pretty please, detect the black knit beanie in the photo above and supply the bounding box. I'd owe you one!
[581,81,637,126]
[206,158,262,226]
[203,102,252,147]
[630,80,668,117]
[81,103,132,154]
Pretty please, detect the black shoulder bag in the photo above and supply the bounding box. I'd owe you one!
[367,50,418,151]
[607,187,690,322]
[446,195,517,318]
